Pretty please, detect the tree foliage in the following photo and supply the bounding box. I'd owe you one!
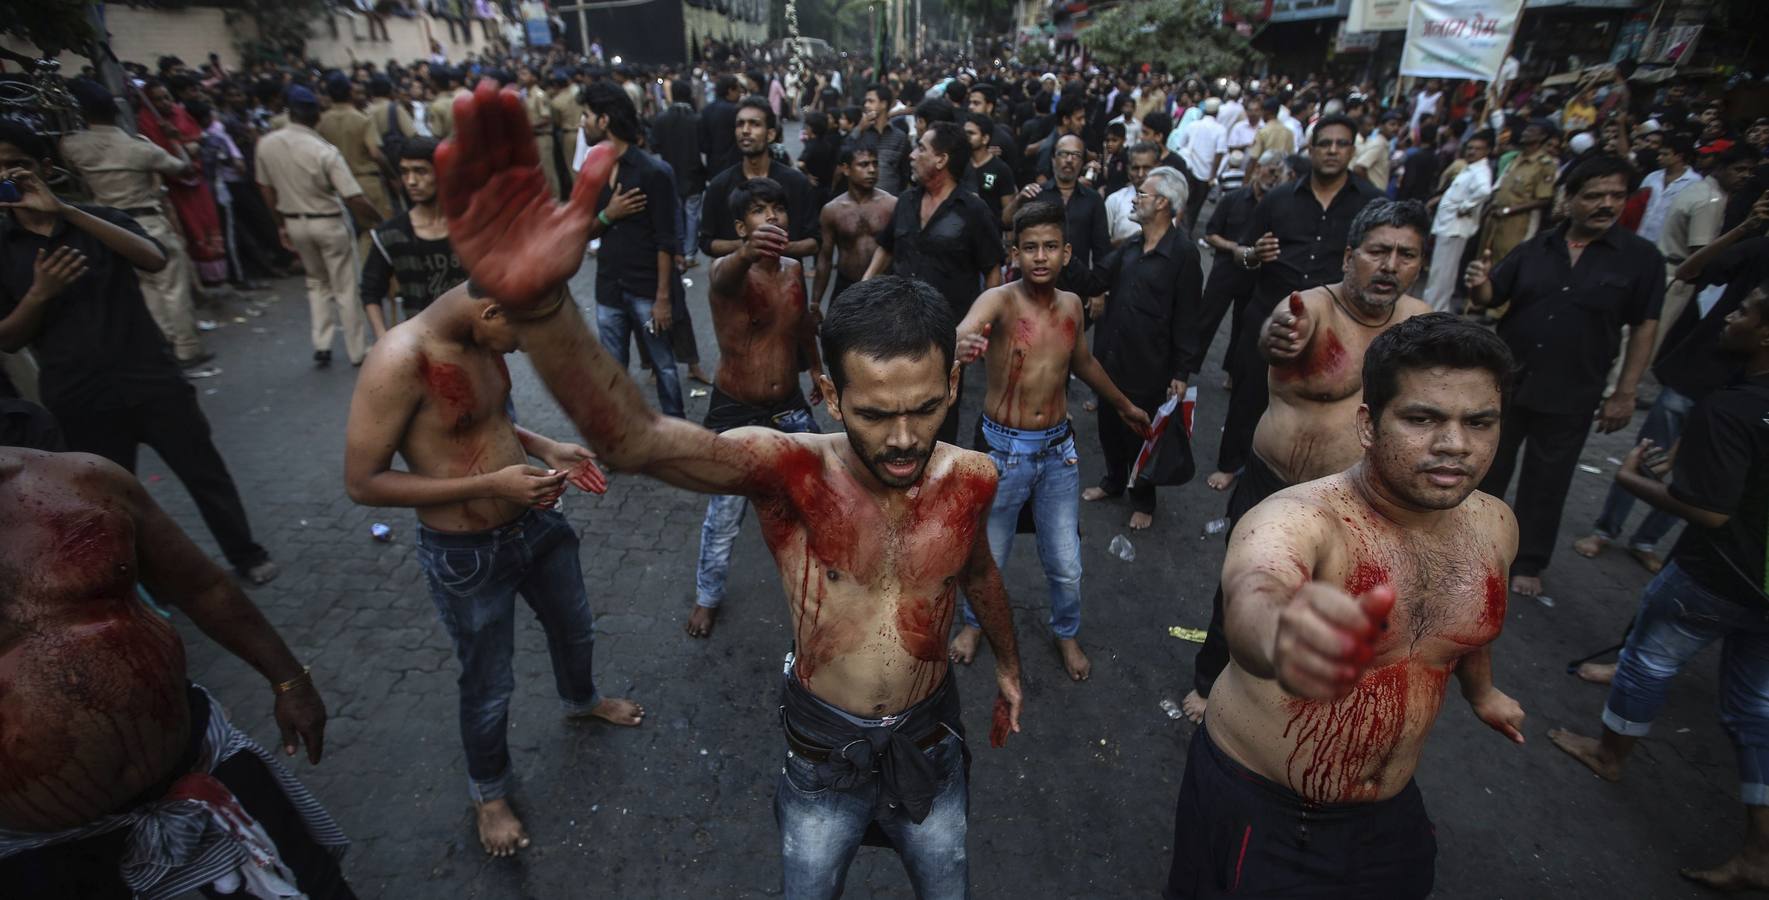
[1079,0,1263,75]
[3,0,98,58]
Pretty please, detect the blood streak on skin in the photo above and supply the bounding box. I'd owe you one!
[1480,572,1507,631]
[1274,329,1350,383]
[1283,660,1408,803]
[994,318,1037,424]
[1344,558,1390,599]
[416,353,477,429]
[990,694,1012,748]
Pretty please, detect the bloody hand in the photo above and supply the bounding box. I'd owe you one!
[1265,293,1311,361]
[957,322,992,364]
[435,79,617,313]
[990,667,1023,748]
[1271,583,1396,701]
[567,456,608,494]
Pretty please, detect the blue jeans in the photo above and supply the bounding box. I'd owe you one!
[775,732,970,899]
[417,509,602,802]
[1592,385,1694,549]
[961,419,1083,639]
[1605,560,1769,805]
[695,405,820,609]
[677,192,703,261]
[596,293,686,417]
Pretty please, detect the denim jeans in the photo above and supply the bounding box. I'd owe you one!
[595,293,686,417]
[417,509,602,802]
[1592,384,1695,549]
[775,732,969,899]
[695,405,820,609]
[961,420,1083,639]
[1605,560,1769,805]
[677,192,704,261]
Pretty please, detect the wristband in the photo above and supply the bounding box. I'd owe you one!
[507,285,571,322]
[273,665,312,695]
[597,210,613,227]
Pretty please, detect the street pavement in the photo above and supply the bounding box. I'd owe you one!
[137,171,1743,899]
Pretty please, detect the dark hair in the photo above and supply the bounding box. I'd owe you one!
[1012,197,1066,238]
[963,111,993,143]
[1128,140,1161,161]
[157,55,184,73]
[821,276,955,392]
[1262,97,1281,114]
[866,82,894,106]
[715,74,741,98]
[736,95,777,133]
[671,79,694,103]
[1715,143,1759,168]
[1312,113,1359,144]
[838,141,876,166]
[805,110,829,138]
[1056,92,1087,121]
[1362,313,1515,421]
[1662,130,1697,161]
[1565,155,1635,195]
[325,77,353,102]
[0,121,49,160]
[924,121,969,181]
[840,105,862,127]
[1106,121,1126,139]
[728,176,788,221]
[915,97,957,125]
[1142,111,1173,139]
[252,78,283,103]
[582,82,639,143]
[1347,199,1430,249]
[971,83,997,107]
[185,98,213,124]
[369,75,393,98]
[400,136,440,164]
[289,102,321,126]
[1465,128,1495,148]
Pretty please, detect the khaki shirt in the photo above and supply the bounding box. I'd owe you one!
[1659,174,1726,264]
[428,88,471,140]
[268,111,289,132]
[255,123,363,214]
[1492,149,1557,209]
[317,106,380,176]
[58,125,184,210]
[364,98,417,143]
[522,88,551,134]
[1352,132,1389,189]
[548,87,584,134]
[1248,120,1294,162]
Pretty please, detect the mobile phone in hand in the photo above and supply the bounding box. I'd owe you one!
[0,180,20,204]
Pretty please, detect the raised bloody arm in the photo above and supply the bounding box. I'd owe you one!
[436,80,789,496]
[956,472,1023,747]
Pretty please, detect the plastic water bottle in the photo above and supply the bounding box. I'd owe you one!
[1159,699,1184,720]
[370,523,393,542]
[1108,534,1136,562]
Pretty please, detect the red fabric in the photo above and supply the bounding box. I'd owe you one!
[137,104,226,268]
[1621,186,1651,233]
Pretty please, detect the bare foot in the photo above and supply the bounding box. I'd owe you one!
[1547,727,1624,782]
[1129,511,1153,530]
[1081,487,1110,502]
[948,625,982,664]
[685,603,718,638]
[474,798,531,857]
[1681,856,1769,893]
[1083,400,1098,412]
[1510,574,1542,598]
[1181,689,1207,724]
[1572,533,1609,558]
[1206,471,1237,491]
[1627,547,1665,574]
[688,365,713,385]
[1576,662,1617,685]
[569,697,647,727]
[1058,638,1091,681]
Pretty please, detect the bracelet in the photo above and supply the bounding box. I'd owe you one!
[506,285,571,322]
[597,210,613,227]
[273,665,312,695]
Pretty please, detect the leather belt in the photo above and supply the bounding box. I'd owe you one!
[282,212,343,219]
[784,720,948,763]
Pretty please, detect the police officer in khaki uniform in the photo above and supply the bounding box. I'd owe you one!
[522,68,562,200]
[256,86,383,367]
[58,79,211,366]
[317,77,392,260]
[549,74,586,191]
[427,68,472,140]
[1482,120,1560,263]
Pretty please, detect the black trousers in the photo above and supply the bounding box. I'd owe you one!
[1215,294,1281,473]
[1196,261,1256,377]
[1478,403,1595,579]
[1165,726,1436,900]
[1095,390,1164,514]
[1183,170,1211,233]
[53,383,268,569]
[1191,452,1292,696]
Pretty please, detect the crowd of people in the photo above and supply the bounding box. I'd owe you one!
[2,29,1769,900]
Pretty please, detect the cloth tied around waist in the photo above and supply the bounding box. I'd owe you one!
[779,667,964,824]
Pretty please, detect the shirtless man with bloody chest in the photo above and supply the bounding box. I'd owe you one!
[810,145,895,315]
[1186,200,1435,722]
[0,449,350,899]
[945,199,1151,681]
[431,82,1024,898]
[687,176,826,638]
[1165,314,1526,899]
[343,277,643,857]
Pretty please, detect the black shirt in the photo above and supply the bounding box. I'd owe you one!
[1094,226,1205,397]
[362,212,466,312]
[1050,182,1111,298]
[700,98,740,177]
[595,145,679,305]
[851,124,913,195]
[961,155,1017,228]
[1668,372,1769,607]
[698,159,818,260]
[0,206,183,411]
[1205,184,1261,264]
[1653,237,1766,400]
[878,184,1004,315]
[799,131,841,206]
[1489,223,1666,415]
[1240,174,1386,313]
[649,102,706,198]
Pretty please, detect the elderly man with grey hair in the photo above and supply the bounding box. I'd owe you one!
[1198,151,1289,388]
[1082,165,1204,530]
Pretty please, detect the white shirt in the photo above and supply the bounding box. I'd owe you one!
[1176,115,1227,182]
[1638,167,1703,243]
[1280,107,1306,151]
[1219,99,1246,133]
[1108,114,1141,147]
[1431,160,1494,239]
[1106,184,1140,244]
[1409,90,1442,135]
[411,101,431,137]
[1225,118,1257,150]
